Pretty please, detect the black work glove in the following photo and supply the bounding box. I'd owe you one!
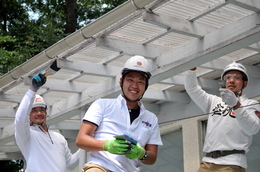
[31,72,46,89]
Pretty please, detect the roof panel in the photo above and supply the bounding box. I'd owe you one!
[111,18,165,42]
[150,32,196,48]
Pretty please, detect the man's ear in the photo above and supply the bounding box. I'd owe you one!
[119,77,123,86]
[243,81,248,89]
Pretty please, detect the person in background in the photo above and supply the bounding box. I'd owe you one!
[15,72,80,172]
[184,62,260,172]
[76,55,163,172]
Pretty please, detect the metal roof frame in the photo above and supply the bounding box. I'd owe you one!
[0,0,260,162]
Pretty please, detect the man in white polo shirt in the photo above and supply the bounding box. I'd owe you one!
[76,55,163,172]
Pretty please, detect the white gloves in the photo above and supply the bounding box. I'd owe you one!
[219,88,239,107]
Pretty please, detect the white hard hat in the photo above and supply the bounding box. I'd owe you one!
[121,55,152,79]
[32,95,47,108]
[221,62,248,81]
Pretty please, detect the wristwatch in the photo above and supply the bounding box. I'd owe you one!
[140,151,148,161]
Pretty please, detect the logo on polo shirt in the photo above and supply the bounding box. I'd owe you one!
[230,110,236,118]
[142,121,152,128]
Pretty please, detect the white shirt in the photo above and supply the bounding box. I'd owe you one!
[83,94,163,172]
[185,70,260,168]
[15,89,80,172]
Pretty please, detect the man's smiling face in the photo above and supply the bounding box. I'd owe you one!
[225,70,247,93]
[121,71,147,102]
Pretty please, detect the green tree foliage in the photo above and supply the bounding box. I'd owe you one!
[0,0,127,76]
[77,0,127,25]
[0,0,30,74]
[0,160,24,172]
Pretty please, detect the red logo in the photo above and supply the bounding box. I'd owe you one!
[255,111,260,119]
[142,121,152,127]
[34,97,43,102]
[137,61,142,66]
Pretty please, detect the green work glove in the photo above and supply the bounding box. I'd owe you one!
[125,143,145,159]
[103,139,132,155]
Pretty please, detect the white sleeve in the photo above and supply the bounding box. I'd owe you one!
[14,89,36,147]
[184,70,215,113]
[83,99,103,126]
[65,143,80,170]
[235,99,260,135]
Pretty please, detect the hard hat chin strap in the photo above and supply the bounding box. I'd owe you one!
[234,91,241,97]
[236,82,247,97]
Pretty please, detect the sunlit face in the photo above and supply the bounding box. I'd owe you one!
[225,70,247,93]
[120,71,147,101]
[30,107,47,125]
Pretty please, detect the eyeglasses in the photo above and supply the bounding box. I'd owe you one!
[223,74,243,80]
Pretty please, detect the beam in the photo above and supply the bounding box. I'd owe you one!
[57,59,121,77]
[96,36,169,58]
[0,152,23,160]
[144,90,190,103]
[227,0,260,12]
[150,12,260,83]
[142,11,215,38]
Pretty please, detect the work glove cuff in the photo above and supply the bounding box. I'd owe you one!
[103,140,109,151]
[138,147,146,159]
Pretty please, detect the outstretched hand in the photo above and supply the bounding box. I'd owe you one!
[31,72,46,90]
[219,88,239,107]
